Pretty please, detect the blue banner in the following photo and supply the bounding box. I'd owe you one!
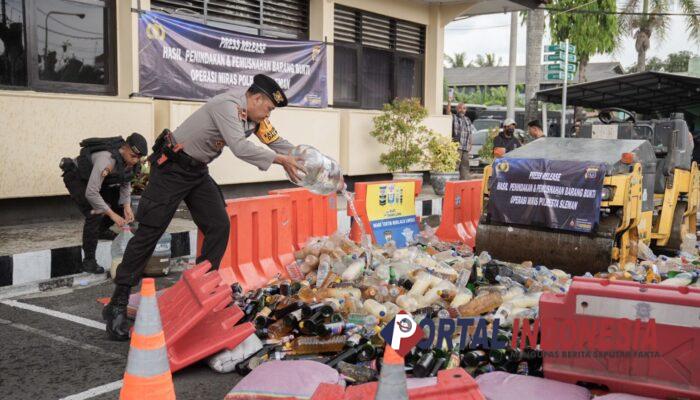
[370,216,421,248]
[488,158,606,233]
[138,11,327,107]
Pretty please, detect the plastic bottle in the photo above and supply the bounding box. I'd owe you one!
[341,260,365,281]
[395,294,419,312]
[659,272,693,286]
[363,299,387,320]
[495,276,526,301]
[477,251,492,266]
[509,292,542,308]
[450,291,473,308]
[434,250,456,262]
[407,272,433,298]
[327,286,362,299]
[110,226,134,279]
[382,301,399,322]
[316,254,331,288]
[300,254,319,274]
[457,292,503,317]
[374,263,391,283]
[455,269,471,291]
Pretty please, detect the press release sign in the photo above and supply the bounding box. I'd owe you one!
[366,181,419,248]
[488,158,606,233]
[138,11,327,106]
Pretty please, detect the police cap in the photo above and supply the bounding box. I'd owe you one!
[251,74,288,107]
[126,132,148,156]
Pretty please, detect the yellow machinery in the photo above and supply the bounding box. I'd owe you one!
[475,111,700,275]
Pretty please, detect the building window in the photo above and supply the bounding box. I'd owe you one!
[333,5,425,109]
[150,0,310,40]
[0,0,116,95]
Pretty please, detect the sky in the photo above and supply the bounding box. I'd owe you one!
[444,1,700,69]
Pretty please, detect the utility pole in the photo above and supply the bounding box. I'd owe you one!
[560,38,569,138]
[506,12,518,121]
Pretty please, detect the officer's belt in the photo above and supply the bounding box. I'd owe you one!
[161,145,206,170]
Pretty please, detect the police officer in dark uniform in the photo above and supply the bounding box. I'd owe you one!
[60,134,148,274]
[102,74,305,341]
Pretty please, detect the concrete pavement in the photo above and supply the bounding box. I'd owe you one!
[0,269,243,400]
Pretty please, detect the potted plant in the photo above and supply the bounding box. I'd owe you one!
[130,160,150,214]
[370,98,434,182]
[477,126,500,166]
[425,134,460,195]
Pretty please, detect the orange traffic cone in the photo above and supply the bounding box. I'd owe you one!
[375,345,409,400]
[120,278,176,400]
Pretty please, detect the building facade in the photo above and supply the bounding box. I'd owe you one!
[0,0,541,207]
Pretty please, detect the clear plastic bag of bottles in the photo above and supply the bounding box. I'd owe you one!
[288,145,344,195]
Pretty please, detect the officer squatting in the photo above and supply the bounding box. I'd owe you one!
[60,134,148,274]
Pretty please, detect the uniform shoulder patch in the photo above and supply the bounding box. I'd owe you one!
[255,119,280,144]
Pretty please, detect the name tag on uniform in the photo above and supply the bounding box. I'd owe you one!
[255,119,280,144]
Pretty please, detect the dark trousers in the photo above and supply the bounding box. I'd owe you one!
[62,169,123,260]
[458,150,471,180]
[114,160,229,287]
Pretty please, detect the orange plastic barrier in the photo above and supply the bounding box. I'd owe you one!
[268,188,338,250]
[158,261,254,372]
[540,277,700,400]
[310,369,485,400]
[348,179,422,243]
[435,180,482,247]
[198,195,296,291]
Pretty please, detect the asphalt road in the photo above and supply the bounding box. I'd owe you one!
[0,271,243,400]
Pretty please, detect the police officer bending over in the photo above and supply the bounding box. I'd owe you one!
[103,74,305,341]
[60,134,148,274]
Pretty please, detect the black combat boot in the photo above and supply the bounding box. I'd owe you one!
[102,284,131,341]
[82,259,105,274]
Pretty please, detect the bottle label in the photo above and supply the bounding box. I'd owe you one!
[348,313,368,325]
[286,261,304,281]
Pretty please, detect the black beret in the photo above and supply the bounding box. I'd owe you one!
[126,132,148,156]
[251,74,288,107]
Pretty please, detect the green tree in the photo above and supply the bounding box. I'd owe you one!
[641,50,697,71]
[454,85,525,107]
[621,0,700,72]
[549,0,619,83]
[473,53,502,67]
[445,52,469,68]
[370,98,435,173]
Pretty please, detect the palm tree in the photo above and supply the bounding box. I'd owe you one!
[524,6,545,124]
[621,0,700,72]
[445,52,468,68]
[473,53,502,67]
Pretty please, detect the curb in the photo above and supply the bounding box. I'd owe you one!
[0,271,108,300]
[0,230,197,291]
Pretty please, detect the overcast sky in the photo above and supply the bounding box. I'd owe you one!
[444,2,700,69]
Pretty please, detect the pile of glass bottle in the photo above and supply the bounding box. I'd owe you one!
[229,229,568,383]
